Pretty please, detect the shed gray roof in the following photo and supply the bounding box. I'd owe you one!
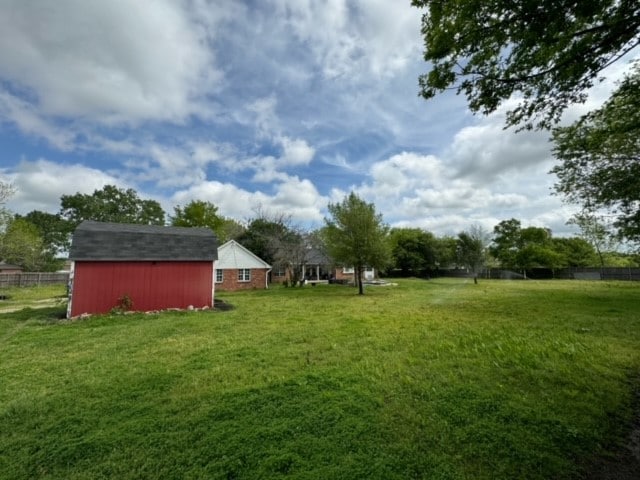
[69,221,218,261]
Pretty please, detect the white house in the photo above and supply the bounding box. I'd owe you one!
[215,240,271,291]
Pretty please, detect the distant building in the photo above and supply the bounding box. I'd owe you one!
[0,262,24,274]
[215,240,271,291]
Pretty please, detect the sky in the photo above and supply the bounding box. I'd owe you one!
[0,0,635,238]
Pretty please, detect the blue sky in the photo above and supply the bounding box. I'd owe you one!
[0,0,634,236]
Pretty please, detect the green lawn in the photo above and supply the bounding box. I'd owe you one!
[0,284,66,313]
[1,279,639,479]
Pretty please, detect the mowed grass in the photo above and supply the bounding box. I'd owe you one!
[0,284,66,312]
[1,279,639,479]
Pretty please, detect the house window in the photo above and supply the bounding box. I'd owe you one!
[274,266,286,277]
[215,269,223,283]
[238,269,251,282]
[342,267,354,274]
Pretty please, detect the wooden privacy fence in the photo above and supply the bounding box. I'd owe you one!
[0,272,70,287]
[439,267,640,281]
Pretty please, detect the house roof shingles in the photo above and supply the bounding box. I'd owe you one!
[69,221,218,261]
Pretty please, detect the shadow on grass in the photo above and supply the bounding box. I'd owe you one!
[0,305,67,323]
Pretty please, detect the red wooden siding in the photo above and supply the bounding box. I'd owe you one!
[70,261,213,317]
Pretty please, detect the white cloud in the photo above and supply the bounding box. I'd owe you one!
[170,177,326,225]
[447,106,554,183]
[5,158,123,214]
[369,152,445,196]
[244,96,280,138]
[171,181,270,222]
[0,93,76,150]
[250,156,291,183]
[272,177,326,223]
[271,0,420,82]
[0,0,221,124]
[279,136,315,166]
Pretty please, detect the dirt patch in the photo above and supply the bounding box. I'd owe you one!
[0,299,63,314]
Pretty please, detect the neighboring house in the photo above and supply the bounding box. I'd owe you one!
[270,247,333,285]
[215,240,271,291]
[302,248,332,283]
[333,266,377,284]
[270,245,378,286]
[0,262,24,274]
[67,221,218,318]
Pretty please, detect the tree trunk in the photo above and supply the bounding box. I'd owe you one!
[357,265,364,295]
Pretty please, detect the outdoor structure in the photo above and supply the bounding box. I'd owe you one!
[269,245,378,286]
[333,266,376,284]
[215,240,271,291]
[301,248,332,284]
[0,262,23,274]
[67,221,218,318]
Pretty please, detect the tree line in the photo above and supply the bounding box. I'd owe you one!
[0,183,636,280]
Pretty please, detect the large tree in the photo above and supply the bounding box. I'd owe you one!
[388,227,436,277]
[515,227,564,273]
[60,185,165,227]
[236,212,308,285]
[552,63,640,243]
[236,216,292,266]
[0,218,48,271]
[491,220,567,273]
[16,210,73,255]
[551,237,598,268]
[412,0,640,129]
[433,235,458,269]
[490,218,522,269]
[323,192,390,295]
[170,200,244,242]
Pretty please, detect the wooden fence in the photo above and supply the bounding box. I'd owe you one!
[439,267,640,281]
[0,272,70,287]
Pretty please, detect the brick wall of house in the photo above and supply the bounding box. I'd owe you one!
[272,271,288,284]
[333,267,376,284]
[216,268,269,291]
[334,268,355,284]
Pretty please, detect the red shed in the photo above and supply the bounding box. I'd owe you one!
[67,221,218,318]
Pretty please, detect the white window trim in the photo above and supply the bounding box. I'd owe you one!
[238,268,251,282]
[215,269,223,283]
[342,267,354,274]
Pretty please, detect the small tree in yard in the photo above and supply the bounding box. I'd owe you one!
[323,192,390,295]
[457,225,491,284]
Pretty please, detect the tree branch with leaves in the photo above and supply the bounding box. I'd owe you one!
[412,0,640,130]
[552,62,640,243]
